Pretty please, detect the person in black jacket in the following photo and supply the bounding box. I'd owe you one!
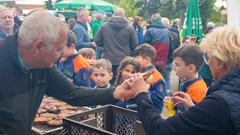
[129,26,240,135]
[95,8,138,84]
[0,11,140,135]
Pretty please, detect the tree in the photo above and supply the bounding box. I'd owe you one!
[148,0,161,16]
[160,0,175,19]
[210,8,221,23]
[199,0,216,33]
[117,0,141,17]
[175,0,186,22]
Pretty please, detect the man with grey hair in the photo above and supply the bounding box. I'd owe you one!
[0,6,19,41]
[73,8,96,50]
[95,8,138,84]
[0,10,142,135]
[142,12,172,92]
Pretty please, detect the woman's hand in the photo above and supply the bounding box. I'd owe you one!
[172,92,195,110]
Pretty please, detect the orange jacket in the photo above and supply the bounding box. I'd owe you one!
[185,79,207,102]
[148,68,165,85]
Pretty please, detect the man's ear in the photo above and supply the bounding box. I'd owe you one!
[32,39,45,54]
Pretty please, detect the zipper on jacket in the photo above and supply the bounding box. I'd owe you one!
[27,72,33,134]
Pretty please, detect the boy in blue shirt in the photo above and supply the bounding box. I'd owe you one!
[57,30,94,87]
[117,44,166,112]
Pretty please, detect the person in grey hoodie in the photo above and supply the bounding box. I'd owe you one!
[95,8,138,84]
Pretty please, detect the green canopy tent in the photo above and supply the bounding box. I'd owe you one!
[54,0,116,12]
[182,0,204,40]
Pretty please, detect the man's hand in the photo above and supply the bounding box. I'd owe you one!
[172,92,195,110]
[113,73,149,100]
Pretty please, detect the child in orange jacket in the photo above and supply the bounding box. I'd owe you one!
[173,45,207,103]
[57,30,94,87]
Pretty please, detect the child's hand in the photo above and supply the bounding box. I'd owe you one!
[172,92,195,110]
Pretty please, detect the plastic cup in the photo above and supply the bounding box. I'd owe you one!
[164,97,176,117]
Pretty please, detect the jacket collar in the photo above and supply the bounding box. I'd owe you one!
[207,67,240,95]
[77,21,88,31]
[147,23,166,29]
[7,33,29,73]
[0,24,19,39]
[142,64,155,72]
[180,75,202,92]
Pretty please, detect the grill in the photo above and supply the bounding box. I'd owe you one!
[31,125,63,135]
[31,106,90,135]
[61,105,146,135]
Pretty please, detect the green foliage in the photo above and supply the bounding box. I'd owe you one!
[160,0,175,19]
[108,0,218,27]
[148,0,161,16]
[175,0,186,21]
[117,0,141,17]
[199,0,216,32]
[210,9,221,22]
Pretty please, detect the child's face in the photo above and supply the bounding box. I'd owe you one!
[86,56,96,66]
[121,64,136,81]
[93,67,112,87]
[173,57,193,79]
[135,56,149,69]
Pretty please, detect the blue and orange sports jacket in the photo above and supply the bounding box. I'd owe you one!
[180,75,208,102]
[117,64,166,112]
[57,54,95,87]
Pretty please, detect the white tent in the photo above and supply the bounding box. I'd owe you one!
[15,0,46,9]
[228,0,240,26]
[15,0,45,5]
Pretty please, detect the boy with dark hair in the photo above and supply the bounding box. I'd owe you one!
[57,30,94,87]
[92,59,113,88]
[173,45,207,103]
[119,43,166,112]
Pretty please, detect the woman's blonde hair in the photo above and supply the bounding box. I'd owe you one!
[200,26,240,70]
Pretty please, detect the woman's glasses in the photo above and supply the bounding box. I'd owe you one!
[203,53,209,65]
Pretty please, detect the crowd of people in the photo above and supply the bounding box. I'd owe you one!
[1,4,240,135]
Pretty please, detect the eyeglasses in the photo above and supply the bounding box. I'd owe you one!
[203,53,209,65]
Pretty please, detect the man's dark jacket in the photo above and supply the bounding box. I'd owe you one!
[0,35,116,135]
[94,17,138,65]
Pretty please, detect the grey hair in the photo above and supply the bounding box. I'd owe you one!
[113,8,125,18]
[161,17,170,28]
[18,11,65,50]
[151,13,161,22]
